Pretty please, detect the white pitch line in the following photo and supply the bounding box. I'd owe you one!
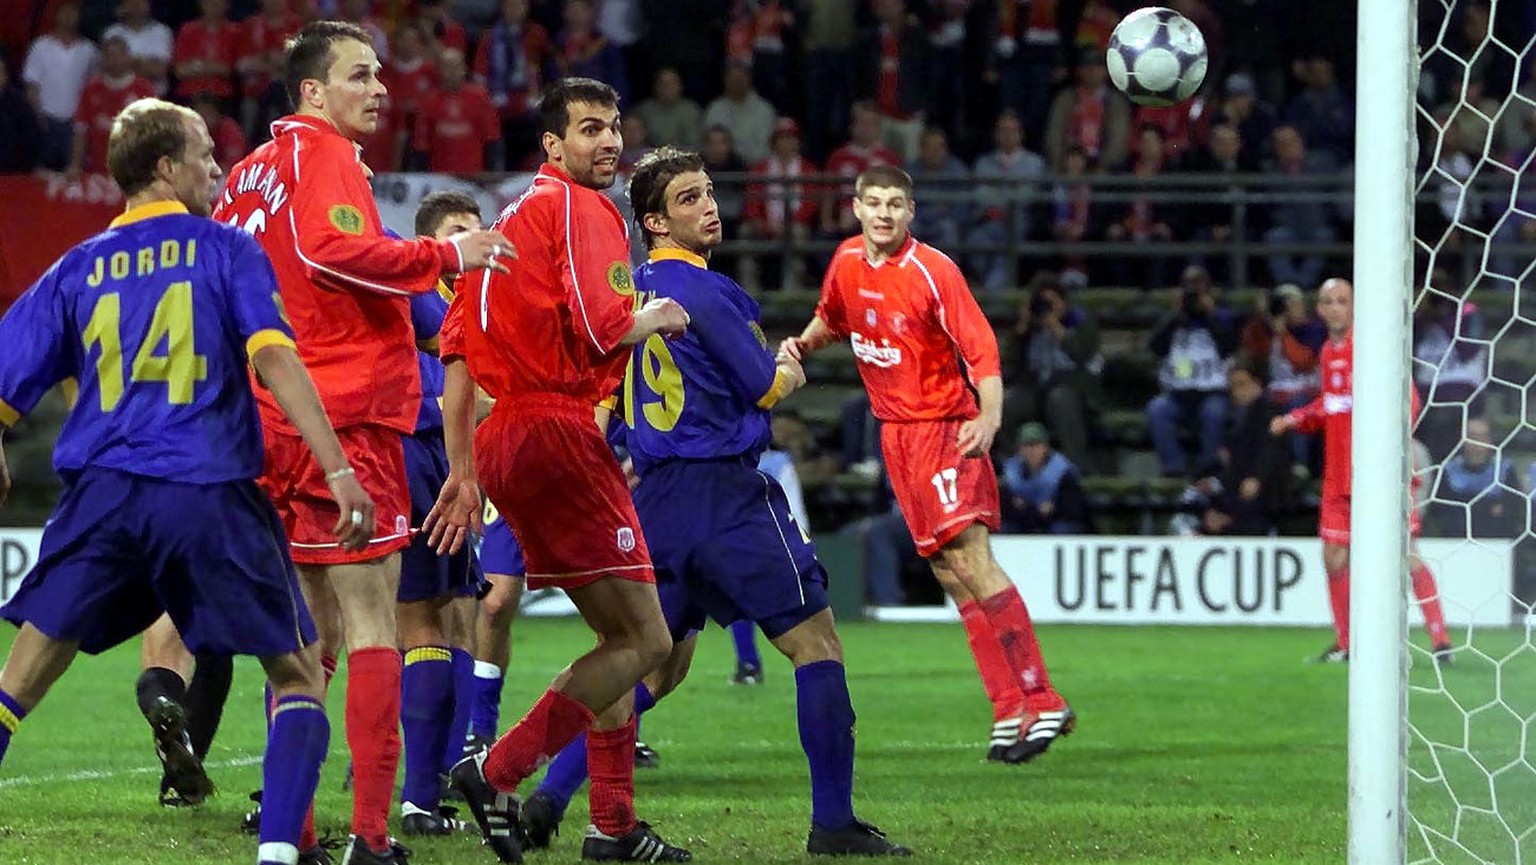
[0,754,264,789]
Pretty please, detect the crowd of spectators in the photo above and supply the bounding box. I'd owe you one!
[3,0,1535,566]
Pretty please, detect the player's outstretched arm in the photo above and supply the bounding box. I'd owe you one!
[956,375,1004,458]
[423,357,482,555]
[781,316,839,362]
[251,344,375,551]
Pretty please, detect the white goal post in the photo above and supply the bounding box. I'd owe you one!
[1351,0,1416,862]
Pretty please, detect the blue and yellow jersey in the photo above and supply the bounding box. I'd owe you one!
[0,201,294,483]
[409,283,451,434]
[624,249,790,475]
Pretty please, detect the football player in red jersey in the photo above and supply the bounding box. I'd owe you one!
[1271,277,1453,664]
[783,165,1074,765]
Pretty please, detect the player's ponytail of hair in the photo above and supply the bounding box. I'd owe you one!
[627,146,706,250]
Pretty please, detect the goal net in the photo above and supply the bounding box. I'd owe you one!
[1406,1,1536,862]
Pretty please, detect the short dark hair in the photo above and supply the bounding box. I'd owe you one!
[108,98,199,197]
[1232,356,1271,388]
[538,77,620,139]
[628,146,706,249]
[854,164,913,198]
[283,20,373,109]
[414,190,482,237]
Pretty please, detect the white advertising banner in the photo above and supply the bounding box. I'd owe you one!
[877,536,1515,627]
[0,530,1515,627]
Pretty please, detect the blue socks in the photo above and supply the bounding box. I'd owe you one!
[536,682,655,814]
[0,690,26,766]
[470,660,504,741]
[796,660,856,831]
[258,695,329,865]
[731,620,762,670]
[401,646,454,809]
[444,647,475,771]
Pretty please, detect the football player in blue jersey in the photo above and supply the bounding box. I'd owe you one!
[0,98,372,865]
[396,191,487,835]
[517,147,911,858]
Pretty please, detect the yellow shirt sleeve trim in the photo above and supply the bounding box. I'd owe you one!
[647,248,708,268]
[60,378,79,410]
[0,396,19,427]
[597,396,619,411]
[756,369,788,410]
[246,329,297,360]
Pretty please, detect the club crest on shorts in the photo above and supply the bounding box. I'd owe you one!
[616,526,637,552]
[607,261,635,296]
[865,308,877,327]
[395,514,409,535]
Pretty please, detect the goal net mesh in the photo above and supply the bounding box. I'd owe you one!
[1409,2,1536,862]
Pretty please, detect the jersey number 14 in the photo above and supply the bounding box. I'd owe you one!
[81,281,209,411]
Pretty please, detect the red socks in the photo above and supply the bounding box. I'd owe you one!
[1327,569,1350,651]
[958,600,1025,720]
[483,689,596,792]
[587,715,639,837]
[345,647,402,852]
[977,587,1060,712]
[1411,563,1450,648]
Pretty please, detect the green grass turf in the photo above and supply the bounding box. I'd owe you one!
[0,619,1526,864]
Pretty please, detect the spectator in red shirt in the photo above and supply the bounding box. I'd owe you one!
[475,0,557,169]
[384,23,437,132]
[173,0,241,103]
[742,117,819,290]
[416,0,469,55]
[413,48,500,173]
[192,91,248,173]
[238,0,303,133]
[856,0,935,160]
[69,37,155,177]
[821,101,902,236]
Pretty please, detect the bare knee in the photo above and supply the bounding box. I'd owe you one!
[770,609,843,667]
[262,643,325,701]
[1324,544,1350,576]
[634,618,674,674]
[646,635,697,701]
[931,524,1007,600]
[480,577,523,627]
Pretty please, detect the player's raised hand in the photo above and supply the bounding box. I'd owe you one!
[641,296,690,339]
[451,230,515,274]
[1269,415,1295,437]
[957,413,1001,458]
[424,472,483,555]
[327,469,375,551]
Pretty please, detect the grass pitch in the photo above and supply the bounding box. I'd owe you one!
[0,619,1520,864]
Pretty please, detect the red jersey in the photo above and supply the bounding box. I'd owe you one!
[213,114,462,434]
[383,57,437,127]
[74,74,157,173]
[452,163,634,405]
[210,114,248,172]
[816,235,1001,422]
[173,18,241,99]
[412,83,500,173]
[359,94,402,173]
[1288,331,1422,500]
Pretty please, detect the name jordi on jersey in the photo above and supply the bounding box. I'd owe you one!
[851,332,902,368]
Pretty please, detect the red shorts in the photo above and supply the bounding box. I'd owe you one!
[1318,494,1422,546]
[259,423,412,565]
[475,402,652,590]
[880,418,1001,558]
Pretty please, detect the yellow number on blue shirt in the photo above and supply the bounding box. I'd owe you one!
[81,281,209,410]
[82,293,125,411]
[623,334,685,432]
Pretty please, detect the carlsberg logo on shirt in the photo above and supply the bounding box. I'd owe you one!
[851,332,903,368]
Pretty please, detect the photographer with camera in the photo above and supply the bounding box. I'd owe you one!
[1145,265,1241,477]
[1241,282,1325,473]
[1007,270,1102,467]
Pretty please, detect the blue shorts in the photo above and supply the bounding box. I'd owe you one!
[399,431,482,603]
[634,458,828,640]
[1,469,316,656]
[478,508,526,578]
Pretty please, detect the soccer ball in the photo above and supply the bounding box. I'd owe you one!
[1106,7,1209,107]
